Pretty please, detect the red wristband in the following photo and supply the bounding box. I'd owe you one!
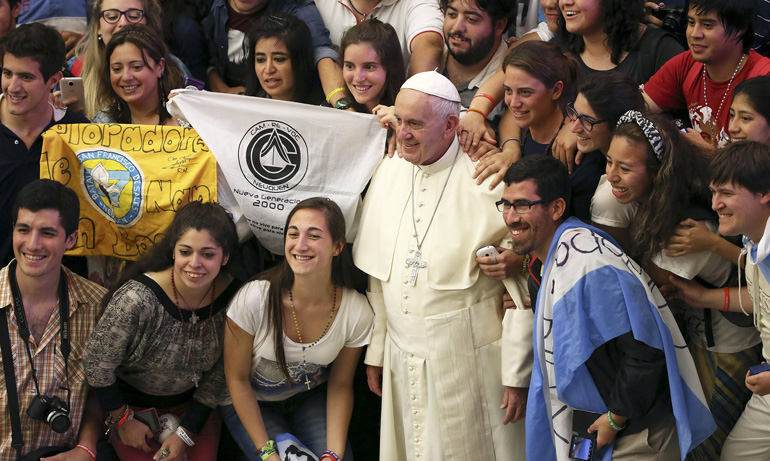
[76,444,96,461]
[472,93,497,105]
[724,287,730,312]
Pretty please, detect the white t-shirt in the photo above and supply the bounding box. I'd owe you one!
[227,280,373,401]
[590,175,638,228]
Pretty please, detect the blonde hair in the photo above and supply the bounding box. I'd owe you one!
[76,0,163,117]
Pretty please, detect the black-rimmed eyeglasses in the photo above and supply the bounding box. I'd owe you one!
[566,102,607,132]
[496,199,549,213]
[101,8,145,24]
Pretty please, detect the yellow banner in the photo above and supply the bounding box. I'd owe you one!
[41,123,217,260]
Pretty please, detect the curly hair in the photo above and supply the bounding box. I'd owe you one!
[613,113,711,264]
[555,0,645,65]
[102,201,239,308]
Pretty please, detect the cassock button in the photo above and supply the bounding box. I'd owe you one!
[409,353,414,358]
[410,381,416,387]
[418,202,424,207]
[421,188,427,192]
[14,140,19,145]
[403,295,409,299]
[415,218,422,223]
[411,395,417,400]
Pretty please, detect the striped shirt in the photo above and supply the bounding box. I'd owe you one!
[0,262,105,460]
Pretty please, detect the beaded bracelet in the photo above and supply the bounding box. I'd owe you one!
[321,450,341,461]
[104,404,130,427]
[175,426,195,447]
[724,287,730,312]
[256,440,276,460]
[607,411,627,431]
[76,444,96,461]
[466,107,488,118]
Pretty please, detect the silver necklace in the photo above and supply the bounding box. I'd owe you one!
[702,54,745,145]
[406,144,460,286]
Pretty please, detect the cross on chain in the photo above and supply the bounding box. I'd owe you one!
[405,250,427,286]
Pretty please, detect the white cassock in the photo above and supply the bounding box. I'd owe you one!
[353,137,532,460]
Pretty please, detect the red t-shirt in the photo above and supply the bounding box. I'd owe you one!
[643,50,770,147]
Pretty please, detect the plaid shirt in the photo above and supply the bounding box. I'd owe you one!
[0,262,105,460]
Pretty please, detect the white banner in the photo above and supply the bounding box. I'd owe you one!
[169,90,386,254]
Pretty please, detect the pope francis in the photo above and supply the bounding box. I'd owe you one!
[353,71,531,460]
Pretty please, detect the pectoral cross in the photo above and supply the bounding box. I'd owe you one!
[190,312,199,324]
[405,250,427,286]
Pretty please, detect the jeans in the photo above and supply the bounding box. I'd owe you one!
[220,384,354,460]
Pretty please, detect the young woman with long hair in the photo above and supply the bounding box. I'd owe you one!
[244,13,324,104]
[83,201,240,461]
[339,18,406,113]
[92,25,185,125]
[222,198,373,461]
[604,111,762,459]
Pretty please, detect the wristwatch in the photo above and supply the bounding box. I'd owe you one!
[334,97,352,110]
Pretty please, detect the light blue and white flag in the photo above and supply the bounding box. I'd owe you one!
[528,218,716,461]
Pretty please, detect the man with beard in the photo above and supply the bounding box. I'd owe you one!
[441,0,510,120]
[502,155,715,460]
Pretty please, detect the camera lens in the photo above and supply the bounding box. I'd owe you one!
[48,411,71,433]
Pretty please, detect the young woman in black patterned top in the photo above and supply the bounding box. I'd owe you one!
[83,201,239,461]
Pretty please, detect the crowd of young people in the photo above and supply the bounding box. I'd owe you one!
[5,0,770,460]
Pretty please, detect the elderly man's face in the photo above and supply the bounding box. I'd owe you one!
[394,89,454,165]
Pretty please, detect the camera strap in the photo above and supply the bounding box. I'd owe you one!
[1,261,71,460]
[0,302,23,461]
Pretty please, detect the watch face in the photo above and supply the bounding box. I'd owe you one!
[335,97,352,109]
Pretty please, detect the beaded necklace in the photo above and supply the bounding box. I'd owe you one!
[171,269,215,387]
[701,54,746,146]
[289,287,337,389]
[521,116,565,157]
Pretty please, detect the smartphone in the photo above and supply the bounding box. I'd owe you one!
[749,362,770,376]
[60,77,85,112]
[570,409,601,460]
[183,76,205,91]
[134,408,161,432]
[476,245,500,259]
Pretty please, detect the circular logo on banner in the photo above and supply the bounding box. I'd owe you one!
[76,148,145,227]
[238,120,309,192]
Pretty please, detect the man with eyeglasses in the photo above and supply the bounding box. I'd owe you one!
[502,154,716,460]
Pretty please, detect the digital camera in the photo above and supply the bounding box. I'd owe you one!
[653,5,686,35]
[26,395,71,433]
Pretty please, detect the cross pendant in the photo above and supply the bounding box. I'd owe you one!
[190,312,199,324]
[405,250,427,286]
[192,374,199,387]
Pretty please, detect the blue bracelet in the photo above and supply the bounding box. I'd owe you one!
[321,450,341,461]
